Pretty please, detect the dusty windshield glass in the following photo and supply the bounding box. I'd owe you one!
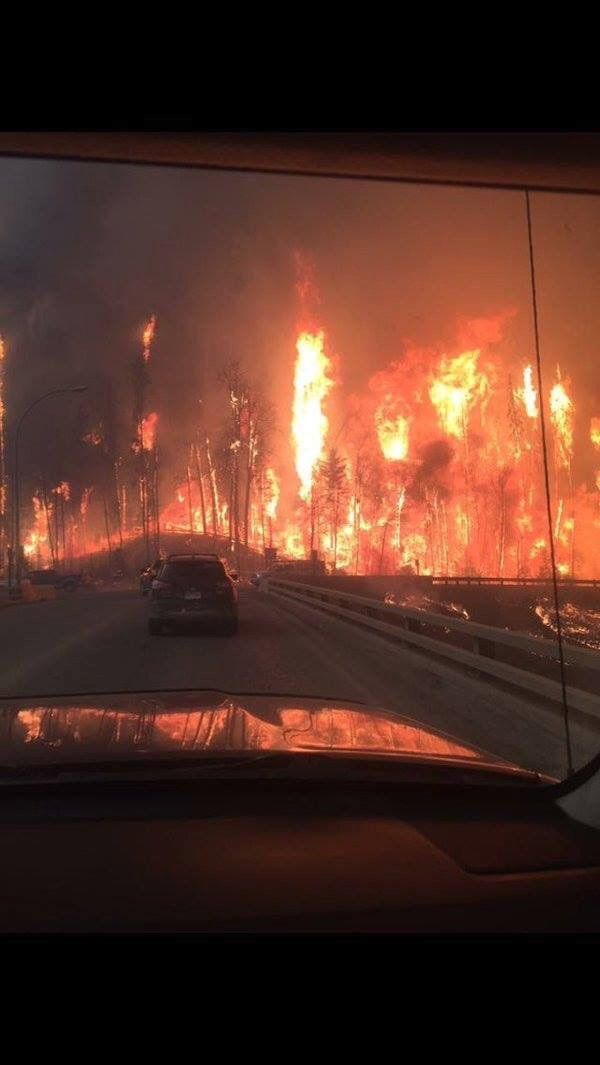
[161,561,225,582]
[0,158,598,782]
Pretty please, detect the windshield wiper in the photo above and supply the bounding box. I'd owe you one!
[0,750,547,787]
[0,752,295,783]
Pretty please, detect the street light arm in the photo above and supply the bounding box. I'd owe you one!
[15,387,87,440]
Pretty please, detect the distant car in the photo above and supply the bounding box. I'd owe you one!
[28,569,83,592]
[140,559,164,596]
[148,554,239,635]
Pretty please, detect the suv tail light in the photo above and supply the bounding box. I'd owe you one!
[152,579,174,597]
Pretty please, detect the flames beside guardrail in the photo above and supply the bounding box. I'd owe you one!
[265,577,600,721]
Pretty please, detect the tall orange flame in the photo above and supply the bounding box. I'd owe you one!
[515,364,538,418]
[375,398,410,461]
[80,487,93,516]
[265,467,280,520]
[23,495,49,558]
[591,416,600,448]
[142,315,156,363]
[429,349,488,439]
[549,369,573,468]
[141,412,158,451]
[292,331,333,501]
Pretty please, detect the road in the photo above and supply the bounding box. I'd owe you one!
[0,584,598,777]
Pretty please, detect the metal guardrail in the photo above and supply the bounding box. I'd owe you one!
[432,576,600,588]
[265,577,600,720]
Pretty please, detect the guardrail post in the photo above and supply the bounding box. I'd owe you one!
[475,636,496,658]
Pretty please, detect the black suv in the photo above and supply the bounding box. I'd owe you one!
[148,554,239,635]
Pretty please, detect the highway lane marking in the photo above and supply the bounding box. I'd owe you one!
[0,599,143,694]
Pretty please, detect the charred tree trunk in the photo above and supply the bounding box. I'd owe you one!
[231,450,240,545]
[309,492,317,555]
[114,461,123,550]
[54,493,60,566]
[103,495,113,566]
[332,492,340,570]
[186,463,194,539]
[243,457,252,548]
[378,520,389,575]
[258,469,266,552]
[41,477,56,567]
[228,457,234,542]
[193,440,207,536]
[153,447,160,554]
[353,493,360,575]
[204,437,218,537]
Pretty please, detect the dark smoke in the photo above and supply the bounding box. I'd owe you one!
[412,438,454,495]
[1,156,600,524]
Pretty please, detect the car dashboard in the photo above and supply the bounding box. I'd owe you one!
[1,776,600,935]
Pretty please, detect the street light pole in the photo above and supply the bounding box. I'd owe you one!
[11,386,87,592]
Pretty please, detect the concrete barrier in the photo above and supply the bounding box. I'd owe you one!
[266,577,600,720]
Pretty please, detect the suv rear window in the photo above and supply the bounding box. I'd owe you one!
[161,561,226,583]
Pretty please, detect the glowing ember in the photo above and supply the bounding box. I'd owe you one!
[142,315,156,362]
[83,429,102,446]
[429,349,489,439]
[591,417,600,448]
[53,481,70,501]
[80,487,93,516]
[141,412,158,451]
[291,331,333,501]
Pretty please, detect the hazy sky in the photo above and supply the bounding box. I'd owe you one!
[1,156,599,491]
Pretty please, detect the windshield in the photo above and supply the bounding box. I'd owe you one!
[160,561,225,582]
[0,156,598,782]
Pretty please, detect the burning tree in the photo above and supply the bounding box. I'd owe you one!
[131,315,159,558]
[217,360,276,556]
[318,447,350,570]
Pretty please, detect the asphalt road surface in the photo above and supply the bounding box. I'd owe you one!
[1,584,598,777]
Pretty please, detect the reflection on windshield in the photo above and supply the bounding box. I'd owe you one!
[2,701,481,763]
